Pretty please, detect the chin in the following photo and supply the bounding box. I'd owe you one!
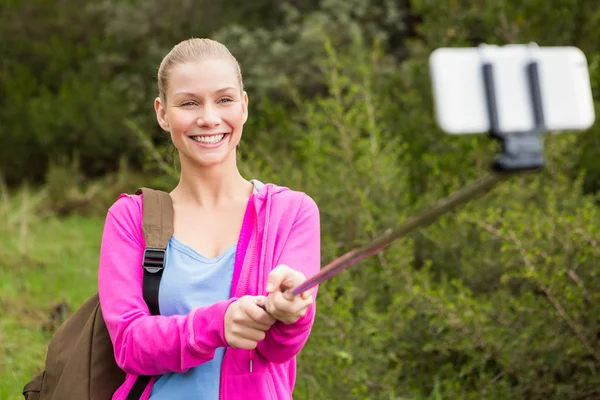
[188,151,237,169]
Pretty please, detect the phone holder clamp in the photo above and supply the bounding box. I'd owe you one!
[480,43,546,172]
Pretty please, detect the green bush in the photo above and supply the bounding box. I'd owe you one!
[242,36,600,399]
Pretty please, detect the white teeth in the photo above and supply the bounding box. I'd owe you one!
[192,134,225,144]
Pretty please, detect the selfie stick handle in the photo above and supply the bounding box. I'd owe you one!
[481,43,546,172]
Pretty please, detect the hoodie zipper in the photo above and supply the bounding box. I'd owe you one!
[242,229,257,298]
[219,193,259,400]
[250,185,271,374]
[246,224,258,374]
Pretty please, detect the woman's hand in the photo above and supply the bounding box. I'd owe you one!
[263,264,313,325]
[224,296,277,349]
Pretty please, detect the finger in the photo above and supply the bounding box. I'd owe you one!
[255,296,266,308]
[242,298,276,327]
[282,289,295,301]
[232,311,272,332]
[271,290,313,315]
[239,295,267,308]
[267,267,307,294]
[267,291,297,315]
[282,270,308,292]
[300,288,313,300]
[240,327,267,342]
[237,314,273,331]
[251,305,277,327]
[236,297,267,324]
[281,272,306,291]
[232,338,259,350]
[265,264,292,293]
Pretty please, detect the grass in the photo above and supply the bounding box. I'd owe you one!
[0,187,105,399]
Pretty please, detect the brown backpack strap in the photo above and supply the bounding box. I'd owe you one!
[136,187,174,250]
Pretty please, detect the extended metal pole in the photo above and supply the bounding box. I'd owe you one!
[289,173,510,296]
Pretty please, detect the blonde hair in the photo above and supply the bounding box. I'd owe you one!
[157,38,243,103]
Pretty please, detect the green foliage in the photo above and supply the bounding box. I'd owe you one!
[2,1,600,399]
[240,36,600,399]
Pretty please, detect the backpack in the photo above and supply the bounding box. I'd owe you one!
[22,188,174,400]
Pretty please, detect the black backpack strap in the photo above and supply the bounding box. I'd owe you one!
[126,188,174,400]
[127,375,153,400]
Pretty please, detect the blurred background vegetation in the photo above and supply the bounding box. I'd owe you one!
[1,0,600,399]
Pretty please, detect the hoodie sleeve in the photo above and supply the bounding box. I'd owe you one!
[98,194,236,376]
[256,194,321,364]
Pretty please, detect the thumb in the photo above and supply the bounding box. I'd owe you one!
[254,295,268,308]
[266,264,291,293]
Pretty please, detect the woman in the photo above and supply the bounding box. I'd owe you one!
[98,38,321,400]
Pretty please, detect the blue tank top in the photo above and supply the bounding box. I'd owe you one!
[149,236,236,400]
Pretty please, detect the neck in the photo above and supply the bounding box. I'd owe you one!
[172,152,252,208]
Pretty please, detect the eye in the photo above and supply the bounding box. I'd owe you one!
[180,101,197,107]
[218,97,234,104]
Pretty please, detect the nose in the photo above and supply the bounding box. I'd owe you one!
[196,104,222,128]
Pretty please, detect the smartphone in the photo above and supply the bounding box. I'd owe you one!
[429,44,595,135]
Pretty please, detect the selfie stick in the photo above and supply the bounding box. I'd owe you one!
[286,43,546,297]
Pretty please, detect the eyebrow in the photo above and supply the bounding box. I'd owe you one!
[174,87,238,97]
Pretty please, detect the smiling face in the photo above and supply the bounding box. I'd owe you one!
[154,58,248,169]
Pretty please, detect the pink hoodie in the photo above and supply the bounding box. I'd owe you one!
[98,183,321,400]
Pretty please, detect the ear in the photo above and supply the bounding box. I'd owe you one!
[154,97,170,131]
[242,91,249,124]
